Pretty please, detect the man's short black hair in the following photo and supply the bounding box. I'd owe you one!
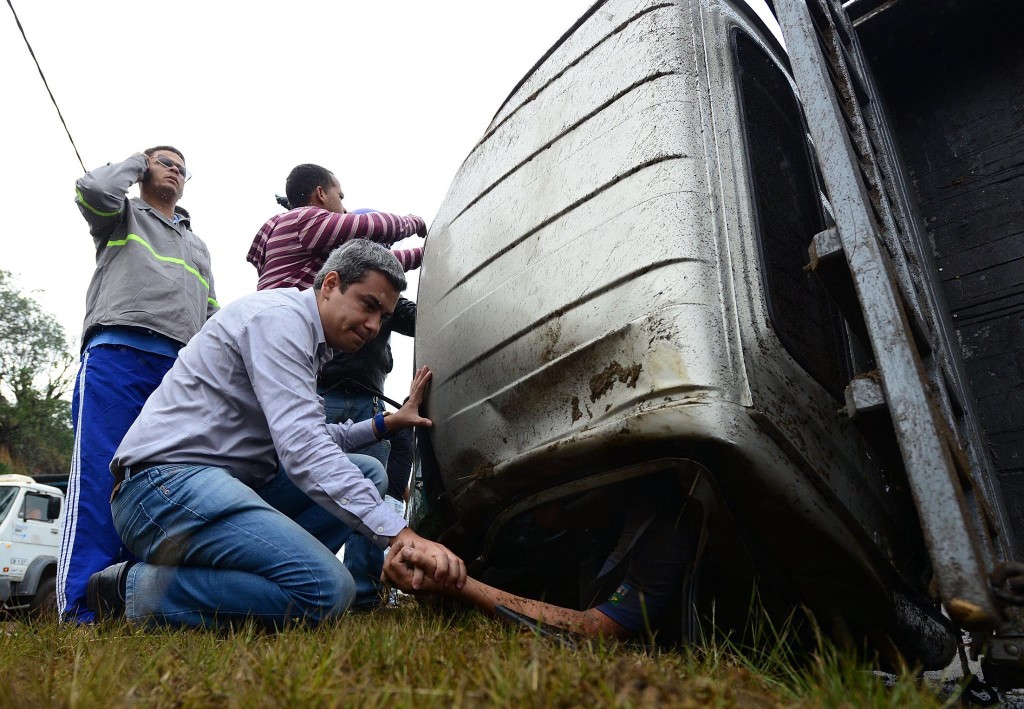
[285,164,335,209]
[144,145,186,163]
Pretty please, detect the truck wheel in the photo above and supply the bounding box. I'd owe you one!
[29,576,57,619]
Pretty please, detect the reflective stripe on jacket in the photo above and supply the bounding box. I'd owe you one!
[76,154,218,347]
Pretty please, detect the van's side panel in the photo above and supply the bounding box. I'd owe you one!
[416,0,932,630]
[418,0,744,494]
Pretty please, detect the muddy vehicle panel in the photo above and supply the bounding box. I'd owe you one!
[411,0,1019,669]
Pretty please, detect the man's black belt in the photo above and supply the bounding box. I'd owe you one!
[111,461,166,501]
[113,461,166,486]
[322,381,375,396]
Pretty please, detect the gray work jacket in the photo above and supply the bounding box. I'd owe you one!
[76,153,218,347]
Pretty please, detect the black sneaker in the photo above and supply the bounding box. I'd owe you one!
[86,561,133,621]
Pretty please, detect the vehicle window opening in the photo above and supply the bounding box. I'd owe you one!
[732,29,852,399]
[21,493,53,522]
[0,487,18,524]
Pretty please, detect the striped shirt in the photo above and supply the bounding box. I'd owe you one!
[247,207,425,290]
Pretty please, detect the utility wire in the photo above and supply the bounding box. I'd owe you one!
[6,0,87,173]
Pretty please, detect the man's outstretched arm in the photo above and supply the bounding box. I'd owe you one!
[383,545,630,639]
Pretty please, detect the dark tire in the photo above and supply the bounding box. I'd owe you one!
[29,576,57,620]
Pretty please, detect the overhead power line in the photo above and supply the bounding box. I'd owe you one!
[6,0,87,173]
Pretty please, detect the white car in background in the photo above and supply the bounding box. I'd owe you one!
[0,474,64,616]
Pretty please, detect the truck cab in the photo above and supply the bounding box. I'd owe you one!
[0,474,64,616]
[410,0,1023,675]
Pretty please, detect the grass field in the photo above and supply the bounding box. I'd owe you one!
[0,601,965,708]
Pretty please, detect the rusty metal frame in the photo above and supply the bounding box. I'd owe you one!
[773,0,1002,630]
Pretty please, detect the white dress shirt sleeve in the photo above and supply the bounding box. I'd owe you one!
[238,303,407,546]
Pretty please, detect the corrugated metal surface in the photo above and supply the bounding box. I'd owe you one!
[413,0,948,663]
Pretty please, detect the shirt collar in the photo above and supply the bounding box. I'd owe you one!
[134,198,192,229]
[299,288,331,362]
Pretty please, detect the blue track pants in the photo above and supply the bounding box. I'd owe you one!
[57,345,175,622]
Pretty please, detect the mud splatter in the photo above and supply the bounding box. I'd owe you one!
[539,319,562,364]
[589,361,642,403]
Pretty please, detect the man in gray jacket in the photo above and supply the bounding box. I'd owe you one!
[57,147,217,623]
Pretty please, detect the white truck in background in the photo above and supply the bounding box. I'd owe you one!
[0,474,64,616]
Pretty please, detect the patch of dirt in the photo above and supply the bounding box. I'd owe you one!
[589,361,642,403]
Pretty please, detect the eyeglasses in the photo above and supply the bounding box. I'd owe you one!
[153,155,192,182]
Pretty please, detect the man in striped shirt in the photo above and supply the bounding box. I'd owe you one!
[247,164,427,610]
[246,163,426,290]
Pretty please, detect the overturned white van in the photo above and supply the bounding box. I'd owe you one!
[411,0,1023,674]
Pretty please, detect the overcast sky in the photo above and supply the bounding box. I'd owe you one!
[1,0,596,401]
[3,0,779,403]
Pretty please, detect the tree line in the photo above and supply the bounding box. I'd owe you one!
[0,270,74,475]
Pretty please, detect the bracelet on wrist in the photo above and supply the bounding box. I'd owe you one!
[373,412,392,440]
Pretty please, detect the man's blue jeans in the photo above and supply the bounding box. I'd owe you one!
[321,389,391,608]
[111,457,384,629]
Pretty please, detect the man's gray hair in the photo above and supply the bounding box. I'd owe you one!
[313,240,407,292]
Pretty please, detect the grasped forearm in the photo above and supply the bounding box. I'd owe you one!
[456,579,608,636]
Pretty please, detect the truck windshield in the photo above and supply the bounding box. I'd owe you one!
[0,486,18,525]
